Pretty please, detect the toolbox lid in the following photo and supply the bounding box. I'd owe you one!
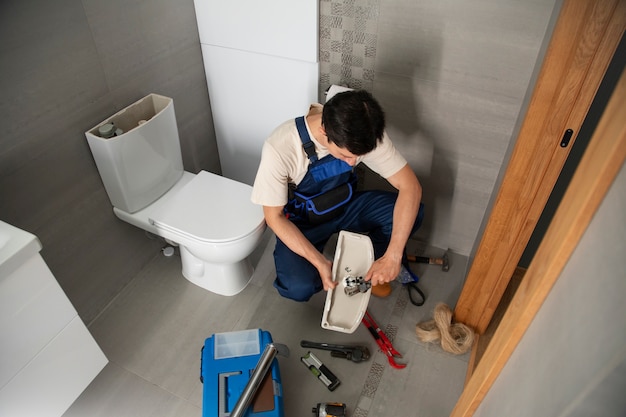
[213,329,261,359]
[321,230,374,333]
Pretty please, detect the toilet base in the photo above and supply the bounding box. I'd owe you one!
[179,246,254,296]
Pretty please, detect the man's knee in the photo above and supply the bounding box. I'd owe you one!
[273,276,320,302]
[273,238,322,301]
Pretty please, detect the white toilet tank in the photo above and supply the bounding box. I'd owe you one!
[85,94,184,214]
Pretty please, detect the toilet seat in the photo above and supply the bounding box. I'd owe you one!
[149,170,264,244]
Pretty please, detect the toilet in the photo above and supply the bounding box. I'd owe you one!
[85,93,266,296]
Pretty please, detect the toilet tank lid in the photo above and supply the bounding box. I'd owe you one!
[149,171,264,243]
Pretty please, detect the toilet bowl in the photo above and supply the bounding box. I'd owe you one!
[112,170,266,295]
[149,170,265,295]
[85,94,265,296]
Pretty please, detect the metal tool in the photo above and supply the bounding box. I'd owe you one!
[229,343,289,417]
[312,402,347,417]
[300,340,370,363]
[361,310,406,369]
[343,275,371,296]
[301,351,341,391]
[398,261,426,307]
[407,248,450,271]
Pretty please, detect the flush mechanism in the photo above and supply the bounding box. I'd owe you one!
[344,275,371,296]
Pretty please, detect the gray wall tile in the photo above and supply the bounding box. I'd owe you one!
[377,0,555,98]
[0,0,218,324]
[370,71,523,250]
[1,0,558,324]
[320,0,557,254]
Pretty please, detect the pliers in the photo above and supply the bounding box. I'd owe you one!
[361,310,406,369]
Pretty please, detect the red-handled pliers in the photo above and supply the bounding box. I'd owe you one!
[361,310,406,369]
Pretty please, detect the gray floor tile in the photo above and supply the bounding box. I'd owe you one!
[65,234,469,417]
[63,362,201,417]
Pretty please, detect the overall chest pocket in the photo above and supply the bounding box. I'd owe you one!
[290,181,354,224]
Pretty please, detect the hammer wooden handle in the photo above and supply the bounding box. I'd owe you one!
[407,255,442,265]
[407,251,450,271]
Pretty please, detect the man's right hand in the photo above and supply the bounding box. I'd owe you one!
[317,256,335,291]
[263,205,336,291]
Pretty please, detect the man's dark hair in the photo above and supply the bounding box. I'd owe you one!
[322,89,386,155]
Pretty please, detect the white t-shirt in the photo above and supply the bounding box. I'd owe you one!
[251,104,407,207]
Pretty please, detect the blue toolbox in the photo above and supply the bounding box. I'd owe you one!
[201,329,285,417]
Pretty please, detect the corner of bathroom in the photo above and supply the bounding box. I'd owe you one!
[0,0,564,415]
[0,0,224,414]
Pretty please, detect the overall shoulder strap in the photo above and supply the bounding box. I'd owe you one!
[295,116,317,163]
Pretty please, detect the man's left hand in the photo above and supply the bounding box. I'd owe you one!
[365,255,401,286]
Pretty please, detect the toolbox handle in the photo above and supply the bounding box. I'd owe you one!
[199,346,204,383]
[230,343,289,417]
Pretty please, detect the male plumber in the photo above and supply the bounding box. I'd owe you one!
[251,89,424,301]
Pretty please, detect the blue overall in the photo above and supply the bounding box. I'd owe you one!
[273,117,425,302]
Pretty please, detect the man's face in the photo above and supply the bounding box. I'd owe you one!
[326,141,359,166]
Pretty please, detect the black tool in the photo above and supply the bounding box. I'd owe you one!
[313,402,347,417]
[300,340,370,363]
[398,261,426,307]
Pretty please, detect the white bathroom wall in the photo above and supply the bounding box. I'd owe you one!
[199,45,319,185]
[193,0,318,62]
[194,0,320,185]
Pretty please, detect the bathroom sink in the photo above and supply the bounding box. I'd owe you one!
[0,220,42,279]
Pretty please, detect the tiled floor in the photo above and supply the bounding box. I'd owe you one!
[63,230,470,417]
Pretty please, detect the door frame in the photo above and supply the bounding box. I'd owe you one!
[454,0,625,334]
[451,0,626,415]
[452,55,625,417]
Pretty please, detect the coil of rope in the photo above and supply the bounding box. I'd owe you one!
[415,303,475,355]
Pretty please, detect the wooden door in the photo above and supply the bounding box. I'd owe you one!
[452,52,625,417]
[451,0,626,415]
[454,0,626,335]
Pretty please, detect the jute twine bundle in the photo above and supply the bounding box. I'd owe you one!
[415,303,475,355]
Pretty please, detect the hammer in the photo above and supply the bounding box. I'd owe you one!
[407,249,450,272]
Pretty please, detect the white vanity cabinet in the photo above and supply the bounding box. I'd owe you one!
[0,221,108,417]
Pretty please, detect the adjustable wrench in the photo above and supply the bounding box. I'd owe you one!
[300,340,370,363]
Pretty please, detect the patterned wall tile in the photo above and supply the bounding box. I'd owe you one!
[319,0,556,258]
[319,0,381,97]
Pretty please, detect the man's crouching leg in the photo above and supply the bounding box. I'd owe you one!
[273,238,323,302]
